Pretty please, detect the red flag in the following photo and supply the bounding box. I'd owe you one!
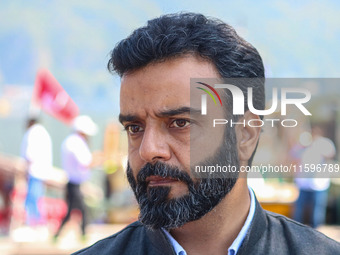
[32,69,79,124]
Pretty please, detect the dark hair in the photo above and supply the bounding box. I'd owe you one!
[108,12,265,166]
[27,118,38,128]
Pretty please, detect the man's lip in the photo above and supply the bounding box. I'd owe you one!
[146,176,178,186]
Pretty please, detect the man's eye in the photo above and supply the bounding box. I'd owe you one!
[126,125,144,134]
[170,119,190,128]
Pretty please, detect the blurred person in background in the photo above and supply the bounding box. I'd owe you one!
[54,115,98,241]
[21,117,53,226]
[294,126,336,228]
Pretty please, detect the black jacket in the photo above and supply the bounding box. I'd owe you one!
[73,197,340,255]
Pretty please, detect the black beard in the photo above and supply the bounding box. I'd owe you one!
[126,127,239,230]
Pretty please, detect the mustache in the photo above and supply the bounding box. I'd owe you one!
[136,161,193,186]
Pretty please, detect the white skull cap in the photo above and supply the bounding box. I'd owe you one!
[72,115,98,136]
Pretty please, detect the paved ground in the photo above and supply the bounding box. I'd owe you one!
[0,223,127,255]
[0,223,339,254]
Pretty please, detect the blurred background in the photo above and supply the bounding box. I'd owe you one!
[0,0,340,254]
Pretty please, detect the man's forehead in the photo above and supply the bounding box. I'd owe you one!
[119,84,191,116]
[120,56,218,88]
[120,56,220,121]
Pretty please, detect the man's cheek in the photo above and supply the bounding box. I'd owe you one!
[128,149,144,176]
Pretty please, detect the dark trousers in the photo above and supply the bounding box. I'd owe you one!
[55,182,87,236]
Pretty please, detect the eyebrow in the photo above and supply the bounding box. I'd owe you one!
[118,106,201,124]
[157,106,201,117]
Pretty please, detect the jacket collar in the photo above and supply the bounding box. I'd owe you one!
[237,195,267,254]
[146,227,177,255]
[145,195,266,255]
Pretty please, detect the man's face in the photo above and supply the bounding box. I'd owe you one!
[119,56,239,229]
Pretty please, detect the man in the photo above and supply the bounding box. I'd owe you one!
[21,117,52,225]
[74,13,340,254]
[54,115,97,241]
[294,126,336,228]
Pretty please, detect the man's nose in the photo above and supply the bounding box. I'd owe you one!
[139,127,171,163]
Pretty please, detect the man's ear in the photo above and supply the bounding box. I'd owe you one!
[235,111,261,164]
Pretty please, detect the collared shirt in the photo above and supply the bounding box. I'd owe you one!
[61,132,92,184]
[163,186,256,255]
[21,123,53,180]
[295,136,335,191]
